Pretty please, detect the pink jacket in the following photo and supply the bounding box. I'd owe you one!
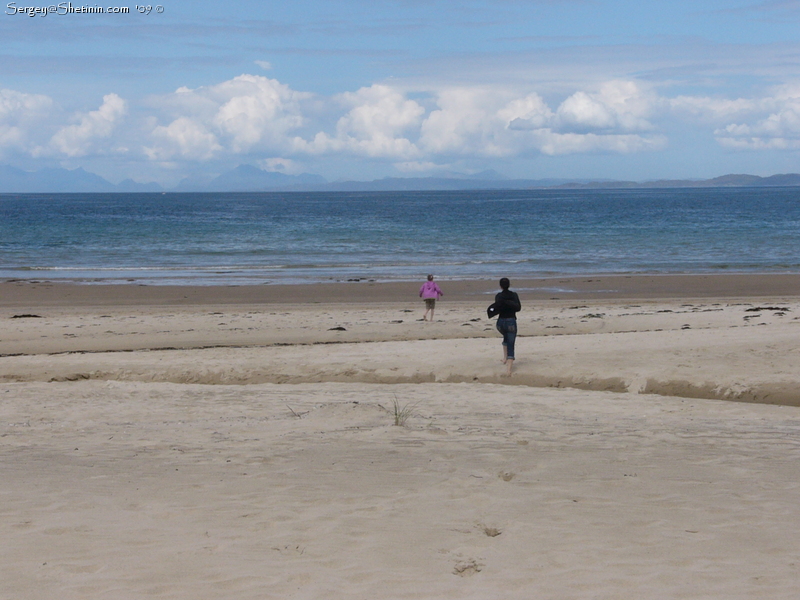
[419,281,443,299]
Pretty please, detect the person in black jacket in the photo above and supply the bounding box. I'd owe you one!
[494,277,521,376]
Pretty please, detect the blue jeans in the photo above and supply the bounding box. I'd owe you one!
[496,318,517,360]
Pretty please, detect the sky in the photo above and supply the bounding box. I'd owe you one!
[2,0,800,186]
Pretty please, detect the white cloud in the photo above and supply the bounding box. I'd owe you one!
[14,72,800,180]
[49,93,127,157]
[213,75,308,152]
[144,117,222,161]
[259,157,303,174]
[145,74,310,160]
[712,85,800,150]
[669,96,758,120]
[558,91,618,131]
[417,82,661,158]
[418,87,517,156]
[295,84,424,158]
[556,81,655,133]
[0,89,54,154]
[502,93,555,131]
[338,85,424,140]
[393,160,451,173]
[716,136,800,150]
[534,131,667,155]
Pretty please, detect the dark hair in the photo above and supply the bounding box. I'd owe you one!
[499,277,510,290]
[427,274,434,281]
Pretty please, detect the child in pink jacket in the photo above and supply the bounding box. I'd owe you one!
[419,274,443,321]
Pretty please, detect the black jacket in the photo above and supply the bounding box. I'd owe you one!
[494,290,521,319]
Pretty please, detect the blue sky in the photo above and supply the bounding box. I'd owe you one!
[2,0,800,185]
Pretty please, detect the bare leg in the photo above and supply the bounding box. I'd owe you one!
[502,345,508,364]
[429,308,435,322]
[505,358,514,376]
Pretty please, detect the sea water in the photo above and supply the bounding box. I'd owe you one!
[1,187,799,285]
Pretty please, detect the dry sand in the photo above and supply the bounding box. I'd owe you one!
[2,275,800,599]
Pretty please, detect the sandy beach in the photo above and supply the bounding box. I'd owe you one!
[2,274,800,599]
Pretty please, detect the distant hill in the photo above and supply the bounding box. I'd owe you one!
[557,173,800,189]
[115,178,163,192]
[0,164,326,193]
[172,164,327,192]
[0,165,160,193]
[3,163,800,193]
[708,173,800,187]
[304,173,800,191]
[311,176,585,191]
[0,165,117,193]
[203,164,326,192]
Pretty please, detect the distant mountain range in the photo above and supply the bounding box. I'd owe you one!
[174,164,327,192]
[0,164,161,193]
[2,163,800,193]
[555,173,800,189]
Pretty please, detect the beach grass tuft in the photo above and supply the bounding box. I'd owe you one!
[391,395,417,426]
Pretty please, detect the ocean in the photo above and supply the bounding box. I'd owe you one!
[1,187,799,285]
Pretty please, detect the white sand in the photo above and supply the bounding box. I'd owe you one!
[2,286,800,598]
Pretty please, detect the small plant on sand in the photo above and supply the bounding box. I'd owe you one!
[286,404,308,418]
[391,395,417,426]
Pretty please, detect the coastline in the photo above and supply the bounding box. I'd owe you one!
[3,271,800,308]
